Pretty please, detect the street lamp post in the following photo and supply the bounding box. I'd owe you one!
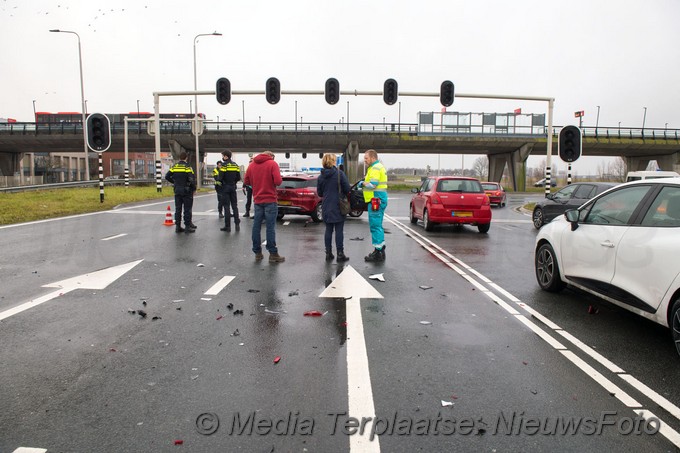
[642,107,647,130]
[193,32,222,189]
[50,29,90,180]
[596,105,600,134]
[32,100,36,122]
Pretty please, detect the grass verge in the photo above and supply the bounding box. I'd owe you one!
[0,186,182,225]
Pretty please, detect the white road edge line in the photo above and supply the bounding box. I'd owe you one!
[387,214,680,449]
[101,233,127,241]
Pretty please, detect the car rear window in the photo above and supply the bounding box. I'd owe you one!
[280,178,315,189]
[481,183,498,190]
[438,179,483,193]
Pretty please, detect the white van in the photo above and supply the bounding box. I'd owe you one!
[625,171,680,182]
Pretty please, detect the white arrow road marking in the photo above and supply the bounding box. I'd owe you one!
[0,259,143,322]
[320,265,383,453]
[204,276,235,295]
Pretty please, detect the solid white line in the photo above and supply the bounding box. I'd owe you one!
[204,276,235,296]
[559,350,641,408]
[0,289,66,322]
[622,375,680,419]
[101,233,127,241]
[12,448,48,453]
[556,330,625,374]
[633,410,680,448]
[514,315,567,350]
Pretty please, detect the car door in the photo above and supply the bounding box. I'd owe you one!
[609,185,680,314]
[412,178,433,217]
[543,184,578,220]
[560,185,651,290]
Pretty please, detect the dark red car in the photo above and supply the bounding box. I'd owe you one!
[410,176,492,233]
[276,174,322,222]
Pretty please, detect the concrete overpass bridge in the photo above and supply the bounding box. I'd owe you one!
[1,118,679,190]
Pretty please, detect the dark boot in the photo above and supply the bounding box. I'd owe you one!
[380,246,386,260]
[175,226,185,233]
[325,249,334,261]
[243,212,250,218]
[364,249,384,262]
[269,253,286,263]
[336,251,349,262]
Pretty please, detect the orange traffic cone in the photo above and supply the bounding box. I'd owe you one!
[164,205,175,226]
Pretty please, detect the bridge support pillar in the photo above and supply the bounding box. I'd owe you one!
[488,143,533,191]
[626,153,680,172]
[345,141,361,184]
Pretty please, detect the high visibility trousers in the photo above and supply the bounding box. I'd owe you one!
[367,192,388,249]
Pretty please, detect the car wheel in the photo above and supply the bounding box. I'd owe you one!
[409,204,418,224]
[423,209,434,231]
[348,209,363,218]
[311,203,322,223]
[501,197,506,208]
[478,223,490,234]
[671,298,680,357]
[535,243,566,292]
[532,207,544,229]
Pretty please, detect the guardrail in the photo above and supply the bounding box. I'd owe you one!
[2,121,678,140]
[0,178,162,193]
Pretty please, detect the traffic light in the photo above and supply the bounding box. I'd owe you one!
[216,77,231,105]
[266,77,281,104]
[383,78,398,105]
[559,125,582,162]
[325,78,340,105]
[86,113,111,152]
[440,80,455,107]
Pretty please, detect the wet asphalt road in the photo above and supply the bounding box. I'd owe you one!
[1,191,679,452]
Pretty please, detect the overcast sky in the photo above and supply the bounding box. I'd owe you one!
[2,0,679,174]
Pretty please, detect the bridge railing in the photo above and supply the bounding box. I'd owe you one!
[1,121,679,140]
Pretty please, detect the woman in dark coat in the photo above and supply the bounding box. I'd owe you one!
[317,153,351,262]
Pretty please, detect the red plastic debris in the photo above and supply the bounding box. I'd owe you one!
[216,315,223,320]
[588,305,599,314]
[304,310,323,317]
[174,439,184,445]
[274,356,281,364]
[109,348,117,352]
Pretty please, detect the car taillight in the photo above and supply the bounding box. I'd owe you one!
[300,190,316,197]
[482,195,490,206]
[431,193,442,204]
[494,191,501,196]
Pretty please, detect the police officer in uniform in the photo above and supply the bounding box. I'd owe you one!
[217,149,242,232]
[165,151,197,234]
[213,161,224,218]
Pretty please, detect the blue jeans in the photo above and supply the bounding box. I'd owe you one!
[252,203,278,254]
[325,221,345,251]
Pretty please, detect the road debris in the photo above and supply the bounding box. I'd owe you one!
[152,316,161,321]
[288,290,299,297]
[369,273,385,282]
[197,263,205,267]
[231,329,240,336]
[233,309,244,315]
[350,237,364,241]
[419,285,433,290]
[304,310,326,317]
[137,310,147,319]
[227,303,233,310]
[420,321,432,325]
[247,289,260,293]
[265,308,287,314]
[216,315,223,321]
[441,400,454,407]
[273,356,281,364]
[588,305,599,314]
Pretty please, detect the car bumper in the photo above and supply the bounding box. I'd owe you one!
[427,206,491,224]
[277,204,314,215]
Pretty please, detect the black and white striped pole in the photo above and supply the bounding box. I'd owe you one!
[98,153,104,203]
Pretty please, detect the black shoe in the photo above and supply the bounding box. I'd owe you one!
[235,223,240,231]
[336,251,349,262]
[175,227,185,233]
[364,249,384,262]
[185,228,195,234]
[380,246,386,260]
[219,213,224,218]
[325,250,334,261]
[220,226,231,232]
[243,212,250,218]
[188,223,197,229]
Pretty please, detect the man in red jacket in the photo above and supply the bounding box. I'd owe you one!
[243,151,285,263]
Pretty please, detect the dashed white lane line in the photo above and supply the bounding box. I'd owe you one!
[386,214,680,448]
[13,448,47,453]
[101,233,127,241]
[204,276,235,296]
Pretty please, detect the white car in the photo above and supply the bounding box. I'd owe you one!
[534,178,680,356]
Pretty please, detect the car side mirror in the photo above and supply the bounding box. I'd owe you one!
[565,209,579,231]
[411,188,419,193]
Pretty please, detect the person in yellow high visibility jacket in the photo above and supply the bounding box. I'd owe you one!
[359,149,388,262]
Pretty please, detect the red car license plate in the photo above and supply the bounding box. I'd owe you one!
[278,201,293,206]
[452,211,472,217]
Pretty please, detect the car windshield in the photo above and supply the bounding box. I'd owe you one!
[437,179,482,193]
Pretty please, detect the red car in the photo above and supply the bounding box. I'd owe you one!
[276,173,322,222]
[410,176,492,233]
[481,182,507,207]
